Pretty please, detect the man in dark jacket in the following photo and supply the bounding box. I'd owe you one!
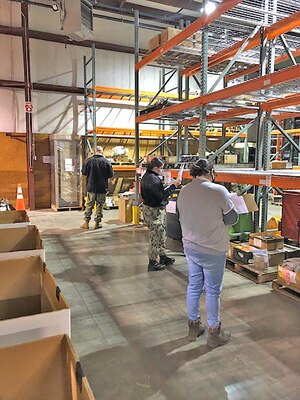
[80,146,113,229]
[141,157,181,271]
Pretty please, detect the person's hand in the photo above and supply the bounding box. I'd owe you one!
[173,177,182,187]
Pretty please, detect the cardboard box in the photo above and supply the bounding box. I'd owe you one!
[227,241,241,258]
[277,266,300,289]
[148,33,161,51]
[161,27,181,44]
[284,244,300,259]
[233,244,256,264]
[0,335,95,399]
[118,197,132,223]
[0,210,30,228]
[224,154,238,164]
[0,257,70,348]
[160,27,201,49]
[0,225,45,261]
[249,232,284,250]
[271,160,288,169]
[268,249,286,267]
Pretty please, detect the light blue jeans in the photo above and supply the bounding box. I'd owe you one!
[184,247,226,329]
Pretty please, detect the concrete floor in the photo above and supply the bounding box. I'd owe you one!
[28,208,300,400]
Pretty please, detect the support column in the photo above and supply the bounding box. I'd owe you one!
[134,10,140,207]
[199,14,208,157]
[261,21,276,231]
[177,124,182,163]
[91,44,97,151]
[83,55,88,158]
[21,1,35,210]
[183,75,190,155]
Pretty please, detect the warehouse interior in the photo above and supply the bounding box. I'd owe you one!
[1,0,300,399]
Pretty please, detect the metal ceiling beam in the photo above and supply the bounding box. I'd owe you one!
[94,0,191,24]
[0,25,146,55]
[143,0,203,12]
[0,79,84,95]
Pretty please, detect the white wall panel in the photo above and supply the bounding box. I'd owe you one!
[0,35,24,81]
[0,89,25,132]
[0,0,21,27]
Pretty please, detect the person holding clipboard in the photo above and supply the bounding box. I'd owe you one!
[141,157,182,271]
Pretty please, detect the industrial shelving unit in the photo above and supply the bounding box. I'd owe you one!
[134,0,300,231]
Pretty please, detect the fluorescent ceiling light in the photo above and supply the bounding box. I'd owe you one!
[200,1,217,15]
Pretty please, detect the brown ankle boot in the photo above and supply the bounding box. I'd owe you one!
[187,319,206,342]
[207,323,231,349]
[80,220,89,229]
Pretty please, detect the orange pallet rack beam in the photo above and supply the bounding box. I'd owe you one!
[136,64,300,123]
[167,169,300,189]
[135,0,242,71]
[182,10,300,78]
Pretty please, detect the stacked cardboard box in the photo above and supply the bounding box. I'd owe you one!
[0,335,95,399]
[231,231,285,269]
[0,210,95,399]
[148,27,202,52]
[0,210,29,228]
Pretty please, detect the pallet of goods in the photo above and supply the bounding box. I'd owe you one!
[272,258,300,302]
[227,232,285,284]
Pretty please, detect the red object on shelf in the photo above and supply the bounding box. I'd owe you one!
[282,190,300,244]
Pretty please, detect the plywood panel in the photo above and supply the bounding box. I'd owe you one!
[34,135,51,209]
[0,132,28,207]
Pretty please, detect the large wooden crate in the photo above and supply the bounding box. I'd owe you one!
[0,334,95,400]
[0,225,45,261]
[0,210,30,228]
[0,256,70,348]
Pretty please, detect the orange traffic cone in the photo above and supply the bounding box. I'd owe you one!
[16,184,25,210]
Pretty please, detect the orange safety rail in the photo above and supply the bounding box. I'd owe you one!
[182,10,300,78]
[167,169,300,189]
[135,0,243,71]
[136,64,300,123]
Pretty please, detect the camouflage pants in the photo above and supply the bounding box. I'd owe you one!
[143,205,167,261]
[84,192,106,223]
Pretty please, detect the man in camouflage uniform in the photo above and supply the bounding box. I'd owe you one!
[80,146,113,230]
[141,157,181,271]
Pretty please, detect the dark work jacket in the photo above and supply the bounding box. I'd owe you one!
[141,169,176,208]
[82,155,114,194]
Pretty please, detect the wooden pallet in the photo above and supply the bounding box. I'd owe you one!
[51,205,82,212]
[226,257,278,284]
[272,279,300,303]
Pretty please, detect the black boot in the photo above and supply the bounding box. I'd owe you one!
[148,259,166,272]
[160,255,175,265]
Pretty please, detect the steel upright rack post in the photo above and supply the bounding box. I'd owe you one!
[83,44,97,158]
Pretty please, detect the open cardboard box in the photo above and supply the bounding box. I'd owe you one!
[0,225,45,261]
[0,256,70,347]
[0,334,95,400]
[0,210,30,229]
